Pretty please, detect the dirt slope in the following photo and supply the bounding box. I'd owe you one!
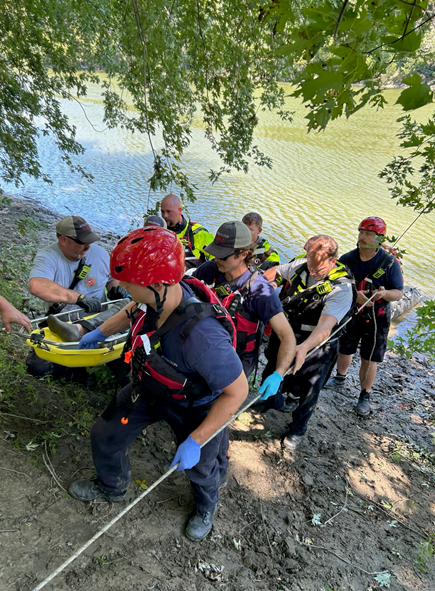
[0,196,434,591]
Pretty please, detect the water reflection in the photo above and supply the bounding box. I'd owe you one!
[5,84,434,338]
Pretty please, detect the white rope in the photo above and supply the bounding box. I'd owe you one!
[31,291,380,590]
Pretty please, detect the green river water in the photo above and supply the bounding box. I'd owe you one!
[6,84,434,314]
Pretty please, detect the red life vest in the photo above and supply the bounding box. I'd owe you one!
[125,277,236,406]
[213,269,262,356]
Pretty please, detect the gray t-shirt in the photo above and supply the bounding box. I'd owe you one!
[29,242,112,311]
[276,258,353,323]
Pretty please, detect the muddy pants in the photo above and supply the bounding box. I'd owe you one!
[91,383,228,513]
[263,336,338,435]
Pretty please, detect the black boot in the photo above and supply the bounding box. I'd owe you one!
[185,508,215,542]
[324,373,347,390]
[356,390,371,417]
[69,478,126,503]
[47,315,81,342]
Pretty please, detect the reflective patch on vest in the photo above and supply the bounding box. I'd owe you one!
[140,334,151,354]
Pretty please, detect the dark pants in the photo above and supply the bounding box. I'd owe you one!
[262,333,338,435]
[91,383,228,513]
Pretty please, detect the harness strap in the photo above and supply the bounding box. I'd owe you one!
[46,257,89,316]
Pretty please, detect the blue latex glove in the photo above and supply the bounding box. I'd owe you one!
[170,435,201,471]
[78,327,107,349]
[259,371,282,400]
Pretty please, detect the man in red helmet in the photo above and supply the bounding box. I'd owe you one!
[68,227,248,542]
[325,217,403,416]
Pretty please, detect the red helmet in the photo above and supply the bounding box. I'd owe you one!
[358,217,386,236]
[110,227,185,286]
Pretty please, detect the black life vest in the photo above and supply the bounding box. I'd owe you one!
[212,268,262,357]
[124,277,236,407]
[344,248,395,317]
[280,256,356,344]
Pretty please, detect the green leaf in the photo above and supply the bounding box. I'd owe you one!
[389,31,422,53]
[396,74,434,111]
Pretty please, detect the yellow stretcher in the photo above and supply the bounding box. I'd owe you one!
[26,304,128,368]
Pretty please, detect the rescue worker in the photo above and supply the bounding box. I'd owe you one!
[0,295,32,334]
[69,227,249,542]
[325,217,404,417]
[160,193,214,269]
[27,216,129,380]
[242,212,280,271]
[261,235,355,450]
[193,220,296,387]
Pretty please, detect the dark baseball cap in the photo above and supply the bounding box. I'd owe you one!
[204,221,253,258]
[56,216,100,244]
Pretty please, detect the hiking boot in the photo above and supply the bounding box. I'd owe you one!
[219,476,228,491]
[323,374,347,390]
[47,315,81,342]
[282,433,304,451]
[356,390,371,417]
[279,394,300,413]
[69,478,126,503]
[185,508,215,542]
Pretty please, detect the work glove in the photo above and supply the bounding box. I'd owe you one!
[76,294,102,314]
[170,435,201,471]
[106,286,130,301]
[259,371,282,400]
[78,327,107,349]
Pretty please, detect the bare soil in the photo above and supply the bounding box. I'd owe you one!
[0,196,434,591]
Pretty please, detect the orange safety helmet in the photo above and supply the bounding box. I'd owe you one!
[358,217,387,236]
[110,227,185,286]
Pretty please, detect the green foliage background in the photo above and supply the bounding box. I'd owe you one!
[1,0,435,357]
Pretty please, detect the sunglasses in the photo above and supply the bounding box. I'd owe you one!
[67,236,86,245]
[216,251,236,261]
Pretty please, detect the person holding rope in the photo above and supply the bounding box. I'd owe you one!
[192,220,296,386]
[325,217,403,416]
[69,227,249,542]
[261,235,355,450]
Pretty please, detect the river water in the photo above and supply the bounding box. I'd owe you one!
[5,83,435,334]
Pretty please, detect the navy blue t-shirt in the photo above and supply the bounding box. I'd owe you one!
[193,261,283,325]
[143,283,242,403]
[339,248,404,292]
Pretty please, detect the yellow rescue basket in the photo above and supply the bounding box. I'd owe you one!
[26,308,128,368]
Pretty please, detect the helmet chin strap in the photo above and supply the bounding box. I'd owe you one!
[147,285,168,320]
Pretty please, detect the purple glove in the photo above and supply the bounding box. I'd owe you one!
[259,371,282,400]
[170,435,201,471]
[78,327,107,349]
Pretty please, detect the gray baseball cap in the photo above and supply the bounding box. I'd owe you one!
[56,216,100,244]
[204,221,253,258]
[144,215,167,229]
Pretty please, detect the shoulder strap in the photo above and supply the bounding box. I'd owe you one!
[46,258,88,316]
